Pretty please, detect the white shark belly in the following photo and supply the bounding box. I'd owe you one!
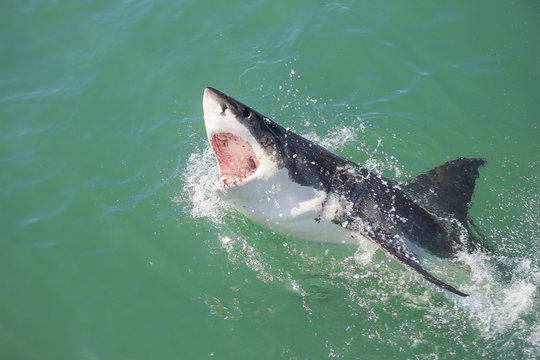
[216,168,363,245]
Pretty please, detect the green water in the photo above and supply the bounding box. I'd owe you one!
[1,1,539,359]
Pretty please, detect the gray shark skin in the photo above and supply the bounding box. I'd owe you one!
[203,87,490,297]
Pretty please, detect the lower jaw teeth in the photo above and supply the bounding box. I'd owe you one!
[220,175,246,186]
[210,175,249,189]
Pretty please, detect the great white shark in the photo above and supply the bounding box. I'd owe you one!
[202,87,490,297]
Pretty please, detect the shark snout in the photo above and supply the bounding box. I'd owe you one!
[202,87,256,148]
[203,87,226,117]
[204,87,250,118]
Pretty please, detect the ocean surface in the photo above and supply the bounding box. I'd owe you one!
[1,1,539,359]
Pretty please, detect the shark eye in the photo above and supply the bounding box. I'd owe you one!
[220,104,227,114]
[242,108,250,118]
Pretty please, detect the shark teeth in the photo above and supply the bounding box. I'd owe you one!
[210,174,248,190]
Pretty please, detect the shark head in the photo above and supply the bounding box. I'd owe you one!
[203,87,351,191]
[202,87,278,190]
[202,87,352,242]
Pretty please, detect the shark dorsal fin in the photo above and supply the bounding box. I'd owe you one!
[403,158,486,223]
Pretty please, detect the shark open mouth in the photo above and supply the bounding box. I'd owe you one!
[210,132,260,187]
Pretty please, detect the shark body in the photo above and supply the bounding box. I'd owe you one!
[202,87,489,297]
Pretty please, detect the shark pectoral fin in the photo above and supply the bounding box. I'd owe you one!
[367,232,469,297]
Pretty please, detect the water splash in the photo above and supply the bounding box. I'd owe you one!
[456,251,539,335]
[175,146,227,224]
